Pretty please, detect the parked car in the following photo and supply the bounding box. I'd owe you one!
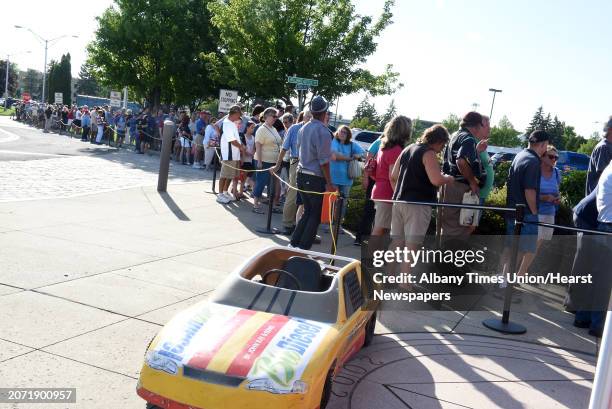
[138,246,378,409]
[556,151,590,173]
[491,152,517,168]
[352,129,382,152]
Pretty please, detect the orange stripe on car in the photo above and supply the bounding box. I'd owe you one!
[225,315,290,377]
[187,309,257,370]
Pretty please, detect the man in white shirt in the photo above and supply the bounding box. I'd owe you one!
[217,105,245,204]
[596,162,612,231]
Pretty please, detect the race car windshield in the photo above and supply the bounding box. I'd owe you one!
[210,278,339,324]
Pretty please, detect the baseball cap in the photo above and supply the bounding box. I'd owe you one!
[228,105,242,115]
[310,96,329,113]
[528,130,550,143]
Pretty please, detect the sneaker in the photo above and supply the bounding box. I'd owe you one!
[192,163,199,169]
[216,194,230,204]
[225,192,237,202]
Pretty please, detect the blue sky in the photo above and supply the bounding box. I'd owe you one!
[347,0,612,137]
[4,0,610,137]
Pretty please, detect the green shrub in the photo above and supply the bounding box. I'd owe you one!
[342,178,366,232]
[559,170,586,208]
[493,161,511,188]
[477,185,507,235]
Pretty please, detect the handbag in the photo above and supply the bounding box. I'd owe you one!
[348,143,362,179]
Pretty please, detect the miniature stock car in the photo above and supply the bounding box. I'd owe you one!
[137,246,378,409]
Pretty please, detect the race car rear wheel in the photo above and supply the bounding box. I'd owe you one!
[320,367,334,409]
[363,311,377,347]
[145,404,161,409]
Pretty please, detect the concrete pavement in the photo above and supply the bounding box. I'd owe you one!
[0,116,600,409]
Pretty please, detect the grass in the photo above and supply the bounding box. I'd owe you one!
[0,107,15,116]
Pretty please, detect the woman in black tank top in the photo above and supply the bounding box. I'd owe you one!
[391,125,455,203]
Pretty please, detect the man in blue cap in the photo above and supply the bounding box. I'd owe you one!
[290,96,336,249]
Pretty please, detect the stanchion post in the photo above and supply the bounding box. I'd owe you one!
[482,204,527,334]
[157,119,175,193]
[329,195,344,265]
[256,168,280,235]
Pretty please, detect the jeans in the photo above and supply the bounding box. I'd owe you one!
[81,126,90,140]
[253,161,275,198]
[291,172,326,249]
[356,178,376,241]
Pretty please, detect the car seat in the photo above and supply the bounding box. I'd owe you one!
[277,256,323,292]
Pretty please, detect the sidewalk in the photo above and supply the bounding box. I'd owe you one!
[0,163,599,408]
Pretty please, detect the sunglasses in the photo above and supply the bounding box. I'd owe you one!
[547,154,559,160]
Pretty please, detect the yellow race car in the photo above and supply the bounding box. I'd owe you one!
[137,246,377,409]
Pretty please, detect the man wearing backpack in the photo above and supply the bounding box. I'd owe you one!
[439,111,489,238]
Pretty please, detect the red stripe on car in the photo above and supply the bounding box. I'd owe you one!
[137,387,203,409]
[225,315,290,377]
[187,309,257,370]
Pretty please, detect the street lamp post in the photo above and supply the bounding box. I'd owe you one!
[4,51,31,109]
[488,88,502,121]
[14,26,77,104]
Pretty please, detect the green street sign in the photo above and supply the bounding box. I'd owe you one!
[287,76,318,87]
[295,84,309,91]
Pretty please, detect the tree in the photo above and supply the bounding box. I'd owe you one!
[525,106,546,135]
[76,61,108,97]
[442,113,460,134]
[562,126,586,152]
[353,97,378,123]
[578,134,600,156]
[47,54,72,105]
[208,0,402,109]
[22,69,43,101]
[349,117,378,131]
[0,60,18,98]
[88,0,219,110]
[489,115,521,147]
[378,99,397,131]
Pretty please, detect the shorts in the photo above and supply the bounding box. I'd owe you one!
[194,134,204,148]
[180,137,192,148]
[505,213,539,253]
[221,160,240,179]
[538,214,555,241]
[391,203,432,242]
[373,201,393,230]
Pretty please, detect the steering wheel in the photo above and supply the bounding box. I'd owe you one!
[261,269,302,291]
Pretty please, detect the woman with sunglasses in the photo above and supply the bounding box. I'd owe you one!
[252,108,282,214]
[537,145,561,244]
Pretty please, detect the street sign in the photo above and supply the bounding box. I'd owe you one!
[110,91,122,108]
[218,89,239,113]
[54,92,63,104]
[286,76,318,87]
[295,84,309,91]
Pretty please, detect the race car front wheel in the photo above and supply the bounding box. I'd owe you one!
[320,366,334,409]
[363,311,377,347]
[146,404,161,409]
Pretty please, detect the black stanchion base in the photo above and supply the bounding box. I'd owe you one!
[256,227,280,235]
[482,318,527,334]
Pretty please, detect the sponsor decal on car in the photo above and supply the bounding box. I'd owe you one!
[146,302,331,392]
[146,303,241,374]
[245,318,330,394]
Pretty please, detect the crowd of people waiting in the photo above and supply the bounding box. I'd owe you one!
[12,96,612,337]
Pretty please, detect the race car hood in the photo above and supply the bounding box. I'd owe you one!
[145,301,332,394]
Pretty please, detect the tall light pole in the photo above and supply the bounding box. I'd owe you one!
[472,102,480,112]
[4,51,32,109]
[488,88,502,121]
[14,26,77,104]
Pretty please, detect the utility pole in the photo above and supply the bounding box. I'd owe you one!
[472,102,479,112]
[488,88,502,121]
[4,51,31,109]
[14,26,77,103]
